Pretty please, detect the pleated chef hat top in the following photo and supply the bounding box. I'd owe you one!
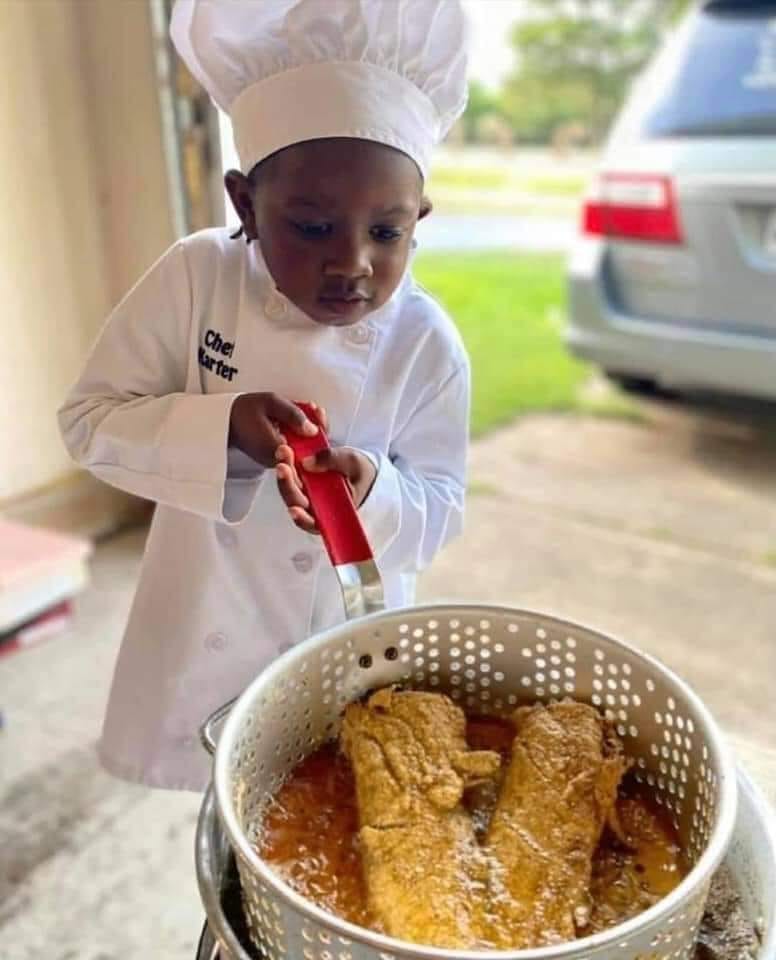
[170,0,469,179]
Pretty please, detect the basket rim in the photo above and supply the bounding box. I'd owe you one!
[213,603,740,959]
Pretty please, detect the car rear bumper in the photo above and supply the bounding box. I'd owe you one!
[567,239,776,401]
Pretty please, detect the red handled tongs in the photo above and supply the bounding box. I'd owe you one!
[285,403,385,621]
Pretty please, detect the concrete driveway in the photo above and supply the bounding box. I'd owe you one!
[421,398,776,749]
[2,397,775,959]
[416,213,576,252]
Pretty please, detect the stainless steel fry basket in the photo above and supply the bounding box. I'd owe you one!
[209,605,738,960]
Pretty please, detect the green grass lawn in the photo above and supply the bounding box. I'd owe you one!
[429,165,586,198]
[414,252,634,436]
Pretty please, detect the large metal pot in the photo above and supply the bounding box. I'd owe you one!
[195,767,776,960]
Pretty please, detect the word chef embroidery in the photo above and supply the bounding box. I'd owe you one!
[198,328,238,382]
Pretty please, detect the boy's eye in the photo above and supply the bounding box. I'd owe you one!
[371,226,404,243]
[292,221,332,238]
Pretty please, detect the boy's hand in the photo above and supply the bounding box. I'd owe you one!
[228,393,318,467]
[276,443,378,534]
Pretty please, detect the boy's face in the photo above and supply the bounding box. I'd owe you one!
[225,139,430,326]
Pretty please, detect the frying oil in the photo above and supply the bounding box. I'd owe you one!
[258,717,686,943]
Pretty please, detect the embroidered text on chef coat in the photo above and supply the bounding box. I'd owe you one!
[198,328,238,381]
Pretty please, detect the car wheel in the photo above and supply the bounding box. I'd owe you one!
[604,371,661,396]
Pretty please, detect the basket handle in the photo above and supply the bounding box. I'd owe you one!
[199,697,236,756]
[285,402,374,567]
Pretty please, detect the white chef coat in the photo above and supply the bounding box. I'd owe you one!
[58,228,469,791]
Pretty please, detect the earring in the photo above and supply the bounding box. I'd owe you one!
[411,237,418,250]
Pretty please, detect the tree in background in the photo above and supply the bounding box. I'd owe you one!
[462,80,503,142]
[464,0,693,147]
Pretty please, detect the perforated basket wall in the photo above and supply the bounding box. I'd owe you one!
[213,606,738,960]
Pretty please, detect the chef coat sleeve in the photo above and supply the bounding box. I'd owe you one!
[358,360,469,572]
[58,241,262,524]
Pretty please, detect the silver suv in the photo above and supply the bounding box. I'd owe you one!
[567,0,776,399]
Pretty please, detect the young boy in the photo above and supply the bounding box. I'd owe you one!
[58,0,471,791]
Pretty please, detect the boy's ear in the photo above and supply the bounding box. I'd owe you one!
[224,170,258,240]
[418,196,433,221]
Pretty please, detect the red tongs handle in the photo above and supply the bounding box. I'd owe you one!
[285,403,374,567]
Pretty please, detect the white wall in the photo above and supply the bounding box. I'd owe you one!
[0,0,174,507]
[77,0,175,304]
[0,0,109,502]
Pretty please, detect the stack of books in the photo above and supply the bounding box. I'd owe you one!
[0,520,92,659]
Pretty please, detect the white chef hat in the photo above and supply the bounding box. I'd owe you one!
[170,0,468,179]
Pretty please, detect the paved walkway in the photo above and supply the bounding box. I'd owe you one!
[416,213,576,252]
[2,397,775,959]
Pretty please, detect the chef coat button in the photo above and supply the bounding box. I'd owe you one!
[292,551,313,573]
[217,526,237,547]
[348,323,370,345]
[205,632,228,652]
[265,293,288,320]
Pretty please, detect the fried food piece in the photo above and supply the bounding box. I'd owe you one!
[341,688,500,948]
[483,700,630,948]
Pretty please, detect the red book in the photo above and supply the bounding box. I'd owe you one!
[0,520,91,635]
[0,600,74,659]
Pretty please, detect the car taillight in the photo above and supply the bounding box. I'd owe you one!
[582,173,683,245]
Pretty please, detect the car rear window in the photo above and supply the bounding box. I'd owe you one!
[638,4,776,138]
